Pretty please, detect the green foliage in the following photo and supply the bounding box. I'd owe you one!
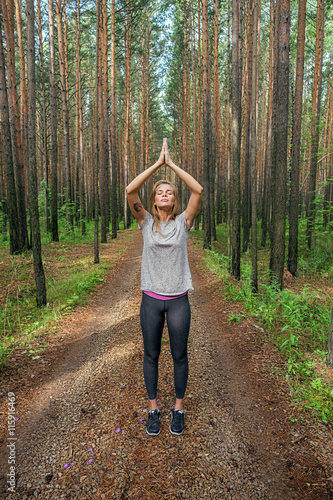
[0,219,135,368]
[194,224,333,424]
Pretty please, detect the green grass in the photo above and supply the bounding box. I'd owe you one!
[191,222,333,424]
[0,217,131,366]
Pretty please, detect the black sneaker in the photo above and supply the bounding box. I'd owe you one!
[170,409,185,435]
[146,409,161,436]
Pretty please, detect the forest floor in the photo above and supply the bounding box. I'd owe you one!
[0,229,332,499]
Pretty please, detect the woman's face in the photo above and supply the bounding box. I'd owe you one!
[154,183,175,211]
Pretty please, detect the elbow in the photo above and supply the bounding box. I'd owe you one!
[198,184,203,196]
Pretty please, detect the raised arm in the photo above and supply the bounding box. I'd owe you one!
[126,145,165,226]
[164,139,203,228]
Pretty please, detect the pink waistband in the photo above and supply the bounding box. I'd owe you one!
[143,291,187,301]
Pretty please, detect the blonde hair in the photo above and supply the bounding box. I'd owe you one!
[149,180,181,232]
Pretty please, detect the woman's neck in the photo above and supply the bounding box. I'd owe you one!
[157,208,173,221]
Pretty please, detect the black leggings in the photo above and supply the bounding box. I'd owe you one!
[140,292,191,400]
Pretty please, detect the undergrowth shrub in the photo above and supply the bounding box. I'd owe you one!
[202,247,333,423]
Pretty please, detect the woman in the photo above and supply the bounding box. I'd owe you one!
[126,138,203,436]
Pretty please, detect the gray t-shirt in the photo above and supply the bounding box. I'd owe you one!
[139,211,194,295]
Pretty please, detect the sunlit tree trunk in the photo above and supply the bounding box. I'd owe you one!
[56,0,73,230]
[190,0,197,186]
[242,0,253,253]
[324,69,333,229]
[140,26,146,178]
[1,0,28,251]
[202,0,211,249]
[306,0,324,250]
[288,0,306,276]
[124,2,132,229]
[226,0,232,256]
[195,0,202,230]
[110,0,117,238]
[261,0,275,247]
[250,0,259,292]
[0,19,20,254]
[94,0,100,264]
[75,0,86,236]
[231,0,242,279]
[26,0,47,307]
[14,0,28,169]
[183,0,189,177]
[99,0,109,243]
[48,0,59,241]
[37,0,49,233]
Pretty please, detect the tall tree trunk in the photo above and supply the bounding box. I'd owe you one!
[261,0,275,247]
[306,0,324,250]
[195,0,202,230]
[37,0,49,233]
[226,0,232,257]
[324,69,333,230]
[250,0,259,292]
[288,0,306,276]
[1,0,28,251]
[269,0,290,289]
[183,0,189,178]
[214,0,223,229]
[56,0,73,230]
[144,14,151,205]
[124,2,132,229]
[190,0,197,191]
[0,19,20,254]
[26,0,47,307]
[14,0,28,170]
[99,1,108,243]
[110,0,117,238]
[231,0,242,279]
[48,0,59,241]
[242,0,253,253]
[202,0,211,249]
[94,0,100,264]
[75,0,86,236]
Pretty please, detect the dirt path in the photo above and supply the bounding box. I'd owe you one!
[0,230,332,499]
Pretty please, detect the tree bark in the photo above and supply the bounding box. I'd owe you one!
[99,0,109,243]
[0,19,20,254]
[1,0,28,251]
[123,2,132,229]
[250,0,259,292]
[37,0,49,233]
[48,0,59,241]
[75,0,86,236]
[288,0,306,276]
[14,0,28,170]
[269,0,290,289]
[231,0,242,279]
[242,0,253,253]
[56,0,73,230]
[94,0,100,264]
[195,0,202,230]
[110,0,117,238]
[202,0,211,249]
[261,0,275,248]
[26,0,47,307]
[306,0,324,250]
